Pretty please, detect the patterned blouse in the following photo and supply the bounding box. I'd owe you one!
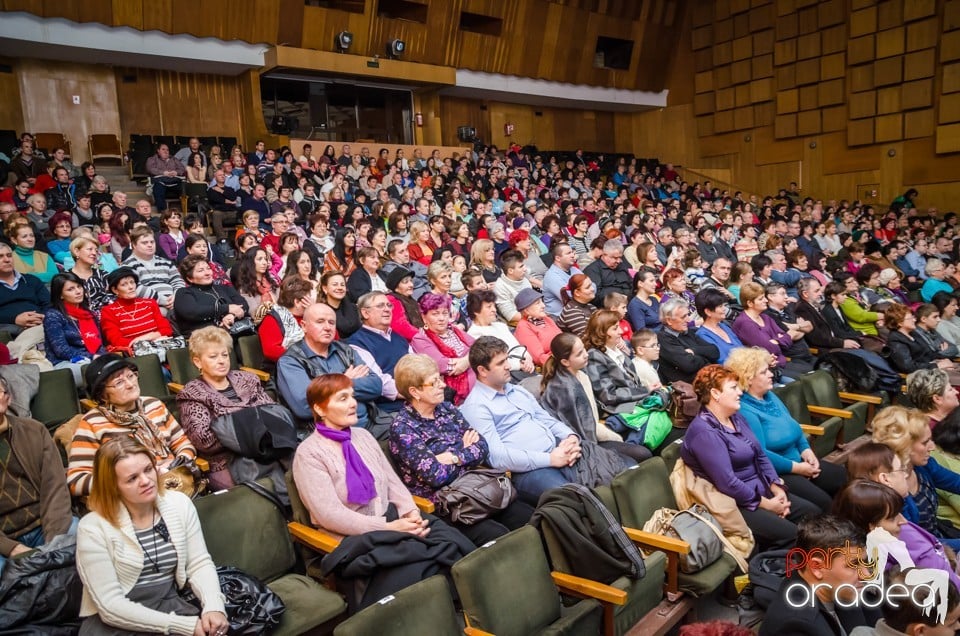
[388,401,489,504]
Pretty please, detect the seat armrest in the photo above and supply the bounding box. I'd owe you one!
[838,391,883,405]
[413,496,435,514]
[808,405,853,419]
[800,424,825,436]
[807,347,819,355]
[550,571,627,606]
[287,521,341,554]
[623,527,690,555]
[80,398,97,410]
[463,628,495,636]
[168,382,184,394]
[623,526,689,598]
[194,458,209,471]
[240,366,271,382]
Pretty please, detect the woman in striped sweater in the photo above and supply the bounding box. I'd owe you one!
[67,355,196,497]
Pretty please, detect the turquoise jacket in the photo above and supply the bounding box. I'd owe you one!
[738,391,810,475]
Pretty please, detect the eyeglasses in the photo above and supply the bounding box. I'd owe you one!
[368,302,393,311]
[106,370,139,390]
[638,343,660,349]
[420,378,445,389]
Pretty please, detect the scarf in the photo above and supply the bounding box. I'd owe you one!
[314,423,376,505]
[256,275,275,301]
[100,400,173,460]
[424,327,473,404]
[64,303,103,354]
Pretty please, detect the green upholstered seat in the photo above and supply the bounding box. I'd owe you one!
[32,368,81,434]
[333,575,462,636]
[237,334,268,371]
[285,470,326,579]
[659,439,684,474]
[452,526,603,636]
[772,380,843,457]
[130,353,178,415]
[194,481,346,636]
[799,369,870,442]
[611,458,737,597]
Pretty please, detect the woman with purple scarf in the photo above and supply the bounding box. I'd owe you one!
[291,373,429,539]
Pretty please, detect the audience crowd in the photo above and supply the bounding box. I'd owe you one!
[4,133,960,633]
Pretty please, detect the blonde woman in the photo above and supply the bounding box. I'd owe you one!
[407,220,434,266]
[469,238,501,285]
[872,405,960,549]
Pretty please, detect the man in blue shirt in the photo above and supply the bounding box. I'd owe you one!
[277,303,383,433]
[460,336,581,505]
[542,242,581,318]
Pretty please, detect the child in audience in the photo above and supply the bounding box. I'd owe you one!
[683,248,706,292]
[630,329,662,389]
[604,292,633,342]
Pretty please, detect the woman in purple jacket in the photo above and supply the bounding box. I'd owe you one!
[731,282,813,381]
[833,479,960,592]
[680,364,821,551]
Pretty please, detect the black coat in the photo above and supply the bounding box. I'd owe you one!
[757,576,877,636]
[793,300,847,349]
[818,303,863,343]
[887,330,940,373]
[346,267,384,304]
[173,283,249,337]
[583,259,633,308]
[321,515,474,614]
[529,484,646,584]
[657,328,720,384]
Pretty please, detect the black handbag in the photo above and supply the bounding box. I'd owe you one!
[435,468,517,525]
[182,566,285,634]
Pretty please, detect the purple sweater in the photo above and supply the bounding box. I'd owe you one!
[732,311,793,366]
[680,408,784,510]
[892,522,960,591]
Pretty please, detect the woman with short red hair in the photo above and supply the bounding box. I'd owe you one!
[679,365,821,551]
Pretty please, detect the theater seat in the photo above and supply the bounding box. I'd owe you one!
[193,481,346,636]
[799,369,880,442]
[452,525,605,636]
[772,380,845,457]
[611,458,738,598]
[333,576,467,636]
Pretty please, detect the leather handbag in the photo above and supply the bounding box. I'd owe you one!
[436,468,517,525]
[643,504,726,573]
[182,566,285,634]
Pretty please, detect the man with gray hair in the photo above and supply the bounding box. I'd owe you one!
[583,238,632,307]
[765,249,804,298]
[655,227,674,265]
[347,291,409,414]
[656,297,719,384]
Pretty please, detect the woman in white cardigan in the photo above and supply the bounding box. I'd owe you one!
[76,436,228,636]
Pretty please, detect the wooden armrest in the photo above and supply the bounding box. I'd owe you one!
[551,571,627,606]
[413,496,435,514]
[463,628,495,636]
[168,382,184,394]
[800,424,825,436]
[838,391,883,405]
[287,521,341,554]
[194,457,209,471]
[623,526,690,554]
[80,398,97,410]
[808,347,819,355]
[240,366,271,382]
[808,405,853,419]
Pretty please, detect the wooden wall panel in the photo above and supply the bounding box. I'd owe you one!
[114,68,244,143]
[2,0,687,92]
[16,59,120,163]
[0,59,24,137]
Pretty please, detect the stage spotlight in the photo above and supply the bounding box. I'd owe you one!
[386,39,406,59]
[335,31,353,52]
